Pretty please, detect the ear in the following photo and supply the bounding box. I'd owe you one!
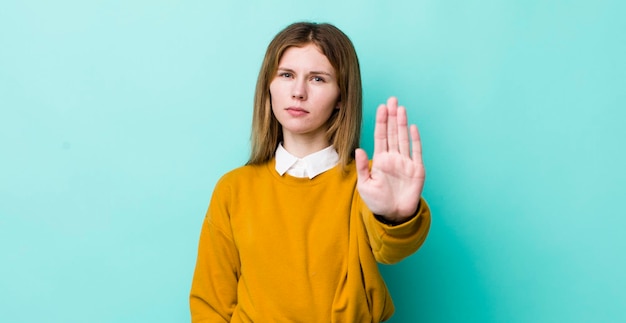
[335,100,342,110]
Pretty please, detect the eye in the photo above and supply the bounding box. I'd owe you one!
[312,76,325,82]
[279,72,293,78]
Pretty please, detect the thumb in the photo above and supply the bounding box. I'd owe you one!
[355,148,370,183]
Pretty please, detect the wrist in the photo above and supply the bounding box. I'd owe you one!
[374,199,421,226]
[374,210,419,226]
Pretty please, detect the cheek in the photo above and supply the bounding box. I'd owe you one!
[321,88,341,108]
[269,79,285,97]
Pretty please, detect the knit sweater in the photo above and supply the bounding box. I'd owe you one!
[190,159,431,322]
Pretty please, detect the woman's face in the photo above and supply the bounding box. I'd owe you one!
[270,44,340,144]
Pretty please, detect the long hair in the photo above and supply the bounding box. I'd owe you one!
[247,22,362,170]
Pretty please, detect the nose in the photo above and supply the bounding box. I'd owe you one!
[291,79,307,100]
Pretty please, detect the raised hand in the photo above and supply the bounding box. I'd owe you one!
[355,97,426,223]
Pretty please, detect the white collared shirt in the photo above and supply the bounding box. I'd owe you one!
[275,143,339,179]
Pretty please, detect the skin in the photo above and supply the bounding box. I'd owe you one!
[270,44,425,222]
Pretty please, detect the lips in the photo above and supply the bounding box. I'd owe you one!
[286,107,309,117]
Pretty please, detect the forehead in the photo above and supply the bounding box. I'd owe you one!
[278,44,334,72]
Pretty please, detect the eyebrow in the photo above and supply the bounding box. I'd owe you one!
[277,67,334,76]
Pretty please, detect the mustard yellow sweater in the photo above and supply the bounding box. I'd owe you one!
[190,159,431,322]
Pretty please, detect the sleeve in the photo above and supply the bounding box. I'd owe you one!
[189,179,241,322]
[362,197,431,265]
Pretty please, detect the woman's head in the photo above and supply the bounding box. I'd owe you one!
[248,22,362,169]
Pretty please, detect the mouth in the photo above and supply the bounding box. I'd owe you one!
[285,107,309,117]
[286,107,308,113]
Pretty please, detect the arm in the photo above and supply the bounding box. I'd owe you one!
[190,181,241,322]
[355,96,430,263]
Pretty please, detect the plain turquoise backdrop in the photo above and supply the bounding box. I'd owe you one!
[1,1,624,322]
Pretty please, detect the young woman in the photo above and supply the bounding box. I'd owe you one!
[190,22,431,322]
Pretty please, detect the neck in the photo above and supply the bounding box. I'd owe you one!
[282,132,330,158]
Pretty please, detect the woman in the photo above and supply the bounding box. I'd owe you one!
[190,21,431,322]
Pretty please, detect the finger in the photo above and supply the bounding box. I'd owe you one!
[410,124,424,165]
[373,104,388,156]
[354,148,370,182]
[397,106,410,156]
[386,97,399,153]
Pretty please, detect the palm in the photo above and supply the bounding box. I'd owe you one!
[355,97,425,222]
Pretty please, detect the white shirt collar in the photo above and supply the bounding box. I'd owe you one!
[275,143,339,179]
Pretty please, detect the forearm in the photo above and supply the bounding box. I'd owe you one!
[364,197,431,264]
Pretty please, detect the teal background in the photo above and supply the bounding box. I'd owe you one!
[1,1,624,322]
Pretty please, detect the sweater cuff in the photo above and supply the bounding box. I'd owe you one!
[374,197,429,236]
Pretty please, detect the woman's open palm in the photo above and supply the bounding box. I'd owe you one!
[355,97,426,223]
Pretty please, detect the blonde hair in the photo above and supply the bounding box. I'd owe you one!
[247,22,362,170]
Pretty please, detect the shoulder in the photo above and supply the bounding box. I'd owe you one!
[215,162,272,188]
